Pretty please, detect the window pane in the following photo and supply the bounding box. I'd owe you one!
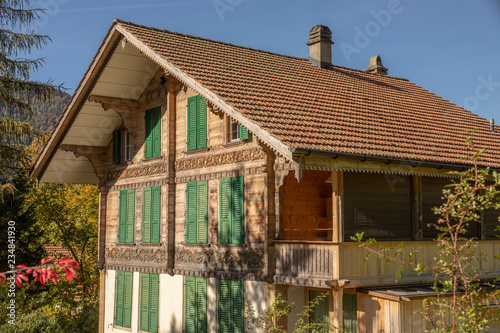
[231,120,239,141]
[344,172,412,240]
[309,290,329,328]
[125,132,132,161]
[422,177,479,239]
[485,208,500,239]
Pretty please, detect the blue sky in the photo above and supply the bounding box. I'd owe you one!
[30,0,500,121]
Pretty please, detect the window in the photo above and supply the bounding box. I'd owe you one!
[422,176,451,239]
[118,189,135,243]
[218,280,244,333]
[142,186,161,243]
[124,131,133,161]
[139,273,159,333]
[187,95,207,151]
[112,129,120,164]
[230,118,250,141]
[422,176,479,239]
[114,271,133,328]
[343,172,412,241]
[309,290,329,328]
[485,208,500,239]
[342,293,357,333]
[219,176,244,244]
[184,277,207,333]
[145,106,161,158]
[186,181,208,244]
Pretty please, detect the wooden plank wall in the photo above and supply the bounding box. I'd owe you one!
[104,70,170,247]
[281,170,332,241]
[173,86,268,246]
[358,294,401,333]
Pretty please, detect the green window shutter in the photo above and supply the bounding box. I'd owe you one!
[184,277,196,333]
[238,124,249,140]
[151,186,161,243]
[343,293,357,333]
[115,271,125,327]
[152,107,161,157]
[196,278,207,333]
[309,290,329,325]
[219,178,231,244]
[149,274,159,333]
[197,181,208,243]
[113,130,121,164]
[140,273,150,332]
[118,190,127,243]
[231,280,244,333]
[186,182,197,244]
[142,187,152,243]
[123,272,133,328]
[187,97,197,151]
[218,280,231,333]
[145,109,153,158]
[197,97,207,149]
[126,189,135,243]
[231,177,245,244]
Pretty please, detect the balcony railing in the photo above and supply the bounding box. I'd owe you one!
[274,240,500,287]
[275,241,333,281]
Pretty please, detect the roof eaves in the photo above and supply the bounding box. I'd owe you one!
[30,24,123,181]
[115,22,294,162]
[290,147,500,172]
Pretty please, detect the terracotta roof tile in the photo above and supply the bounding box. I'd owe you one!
[117,20,500,169]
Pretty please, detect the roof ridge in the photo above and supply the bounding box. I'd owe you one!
[114,19,411,81]
[331,63,409,82]
[114,18,306,61]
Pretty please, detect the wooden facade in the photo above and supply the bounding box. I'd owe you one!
[31,20,500,333]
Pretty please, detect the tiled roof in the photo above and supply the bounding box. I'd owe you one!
[117,20,500,169]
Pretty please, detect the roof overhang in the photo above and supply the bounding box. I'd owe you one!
[114,23,294,162]
[358,281,500,302]
[30,24,158,184]
[31,20,297,184]
[290,147,500,176]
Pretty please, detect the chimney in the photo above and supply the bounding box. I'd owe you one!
[364,55,388,75]
[307,25,334,69]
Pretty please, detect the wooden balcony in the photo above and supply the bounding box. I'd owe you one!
[274,241,333,287]
[274,240,500,288]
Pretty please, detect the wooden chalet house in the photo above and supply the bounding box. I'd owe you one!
[31,21,500,332]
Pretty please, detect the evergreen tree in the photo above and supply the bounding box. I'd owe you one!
[0,0,60,197]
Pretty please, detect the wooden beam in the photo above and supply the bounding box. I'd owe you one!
[89,94,139,111]
[166,77,177,274]
[88,94,138,135]
[59,144,107,184]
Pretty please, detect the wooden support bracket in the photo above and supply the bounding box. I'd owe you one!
[60,144,107,184]
[89,94,138,135]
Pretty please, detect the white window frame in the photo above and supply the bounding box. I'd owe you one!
[124,131,133,161]
[230,118,240,141]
